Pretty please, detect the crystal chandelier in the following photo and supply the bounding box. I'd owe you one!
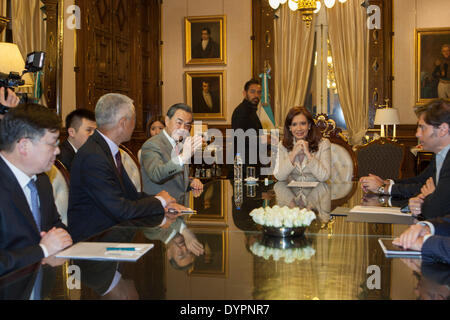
[268,0,348,27]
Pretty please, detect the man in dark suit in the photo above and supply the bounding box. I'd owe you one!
[360,99,450,219]
[0,104,73,276]
[193,80,220,114]
[394,214,450,265]
[68,93,186,242]
[192,27,220,59]
[57,109,96,171]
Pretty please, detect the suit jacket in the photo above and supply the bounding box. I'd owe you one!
[193,91,220,114]
[392,150,450,219]
[421,215,450,264]
[140,132,189,203]
[68,131,165,242]
[192,38,220,59]
[0,157,65,276]
[56,139,76,172]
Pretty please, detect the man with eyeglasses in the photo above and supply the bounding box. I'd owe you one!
[0,103,73,276]
[140,103,204,203]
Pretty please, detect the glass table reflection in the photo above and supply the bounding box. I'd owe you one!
[0,179,448,300]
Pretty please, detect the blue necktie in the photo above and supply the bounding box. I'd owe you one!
[27,179,41,232]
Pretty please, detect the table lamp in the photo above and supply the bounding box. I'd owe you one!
[0,42,34,88]
[374,100,400,140]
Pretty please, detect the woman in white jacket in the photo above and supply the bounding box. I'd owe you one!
[274,106,331,183]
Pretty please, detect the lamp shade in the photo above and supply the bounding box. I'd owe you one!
[374,108,400,125]
[0,42,33,87]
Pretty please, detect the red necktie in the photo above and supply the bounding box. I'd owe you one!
[115,151,123,176]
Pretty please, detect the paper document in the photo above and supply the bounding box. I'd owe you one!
[287,181,319,188]
[378,238,421,258]
[350,206,410,216]
[56,242,154,261]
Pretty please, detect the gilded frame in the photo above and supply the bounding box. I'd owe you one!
[185,70,226,121]
[188,226,228,278]
[187,179,227,224]
[185,15,227,65]
[415,28,450,104]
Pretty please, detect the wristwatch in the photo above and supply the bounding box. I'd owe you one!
[377,184,386,195]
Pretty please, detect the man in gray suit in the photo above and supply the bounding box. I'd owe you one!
[140,103,203,202]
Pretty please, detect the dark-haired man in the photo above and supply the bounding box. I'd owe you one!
[141,103,203,202]
[57,109,96,171]
[0,103,73,275]
[192,27,220,59]
[360,99,450,218]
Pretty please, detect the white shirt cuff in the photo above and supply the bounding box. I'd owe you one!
[422,234,433,244]
[39,244,49,258]
[418,221,435,236]
[155,196,167,208]
[158,216,167,227]
[387,179,394,195]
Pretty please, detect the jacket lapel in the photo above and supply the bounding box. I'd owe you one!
[160,133,186,190]
[0,157,41,234]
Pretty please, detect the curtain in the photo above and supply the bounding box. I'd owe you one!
[327,0,369,145]
[11,0,46,97]
[0,0,6,41]
[274,5,315,127]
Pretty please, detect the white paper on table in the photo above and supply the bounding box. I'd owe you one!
[287,181,319,188]
[56,242,154,261]
[350,205,410,216]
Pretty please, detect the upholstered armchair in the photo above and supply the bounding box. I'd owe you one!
[314,114,357,183]
[354,137,406,180]
[45,160,70,226]
[120,144,142,192]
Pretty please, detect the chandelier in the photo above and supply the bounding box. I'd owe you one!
[268,0,348,27]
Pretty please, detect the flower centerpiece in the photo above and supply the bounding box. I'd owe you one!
[249,206,316,237]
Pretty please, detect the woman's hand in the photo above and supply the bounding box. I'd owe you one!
[289,139,310,164]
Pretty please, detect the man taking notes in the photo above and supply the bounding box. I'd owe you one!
[0,104,72,275]
[68,93,186,242]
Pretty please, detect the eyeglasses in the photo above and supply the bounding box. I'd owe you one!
[24,137,60,149]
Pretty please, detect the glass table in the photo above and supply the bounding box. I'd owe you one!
[1,179,448,301]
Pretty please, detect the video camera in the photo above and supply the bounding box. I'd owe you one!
[0,51,46,114]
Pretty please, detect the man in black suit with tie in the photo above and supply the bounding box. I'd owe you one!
[68,93,186,242]
[360,99,450,219]
[0,103,73,276]
[57,109,96,171]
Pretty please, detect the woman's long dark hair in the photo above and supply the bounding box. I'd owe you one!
[282,106,322,153]
[145,116,166,138]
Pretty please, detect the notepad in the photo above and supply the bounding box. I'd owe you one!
[56,242,154,261]
[378,238,421,258]
[350,205,410,216]
[287,181,319,188]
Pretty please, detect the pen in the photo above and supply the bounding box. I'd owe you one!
[106,247,137,251]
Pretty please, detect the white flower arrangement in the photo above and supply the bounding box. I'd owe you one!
[250,242,316,263]
[249,205,316,228]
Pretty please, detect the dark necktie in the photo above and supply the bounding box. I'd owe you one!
[115,151,123,176]
[27,179,41,232]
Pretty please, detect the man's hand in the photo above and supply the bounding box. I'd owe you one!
[42,256,68,267]
[156,190,176,206]
[192,188,203,198]
[190,178,203,190]
[0,87,20,108]
[409,195,425,217]
[420,177,435,198]
[393,224,431,250]
[180,135,203,163]
[359,174,385,193]
[182,228,204,256]
[40,227,73,256]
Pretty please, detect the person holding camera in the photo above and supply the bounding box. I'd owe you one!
[0,87,20,119]
[140,103,204,203]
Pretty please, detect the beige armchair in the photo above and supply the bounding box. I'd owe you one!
[45,160,70,226]
[120,144,142,192]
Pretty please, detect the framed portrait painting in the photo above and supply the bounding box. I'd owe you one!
[188,226,228,278]
[187,180,227,224]
[185,15,227,65]
[415,28,450,103]
[185,70,226,121]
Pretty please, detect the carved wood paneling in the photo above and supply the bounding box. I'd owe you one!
[76,0,162,155]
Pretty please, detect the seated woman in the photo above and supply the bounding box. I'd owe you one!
[274,106,331,182]
[145,115,165,138]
